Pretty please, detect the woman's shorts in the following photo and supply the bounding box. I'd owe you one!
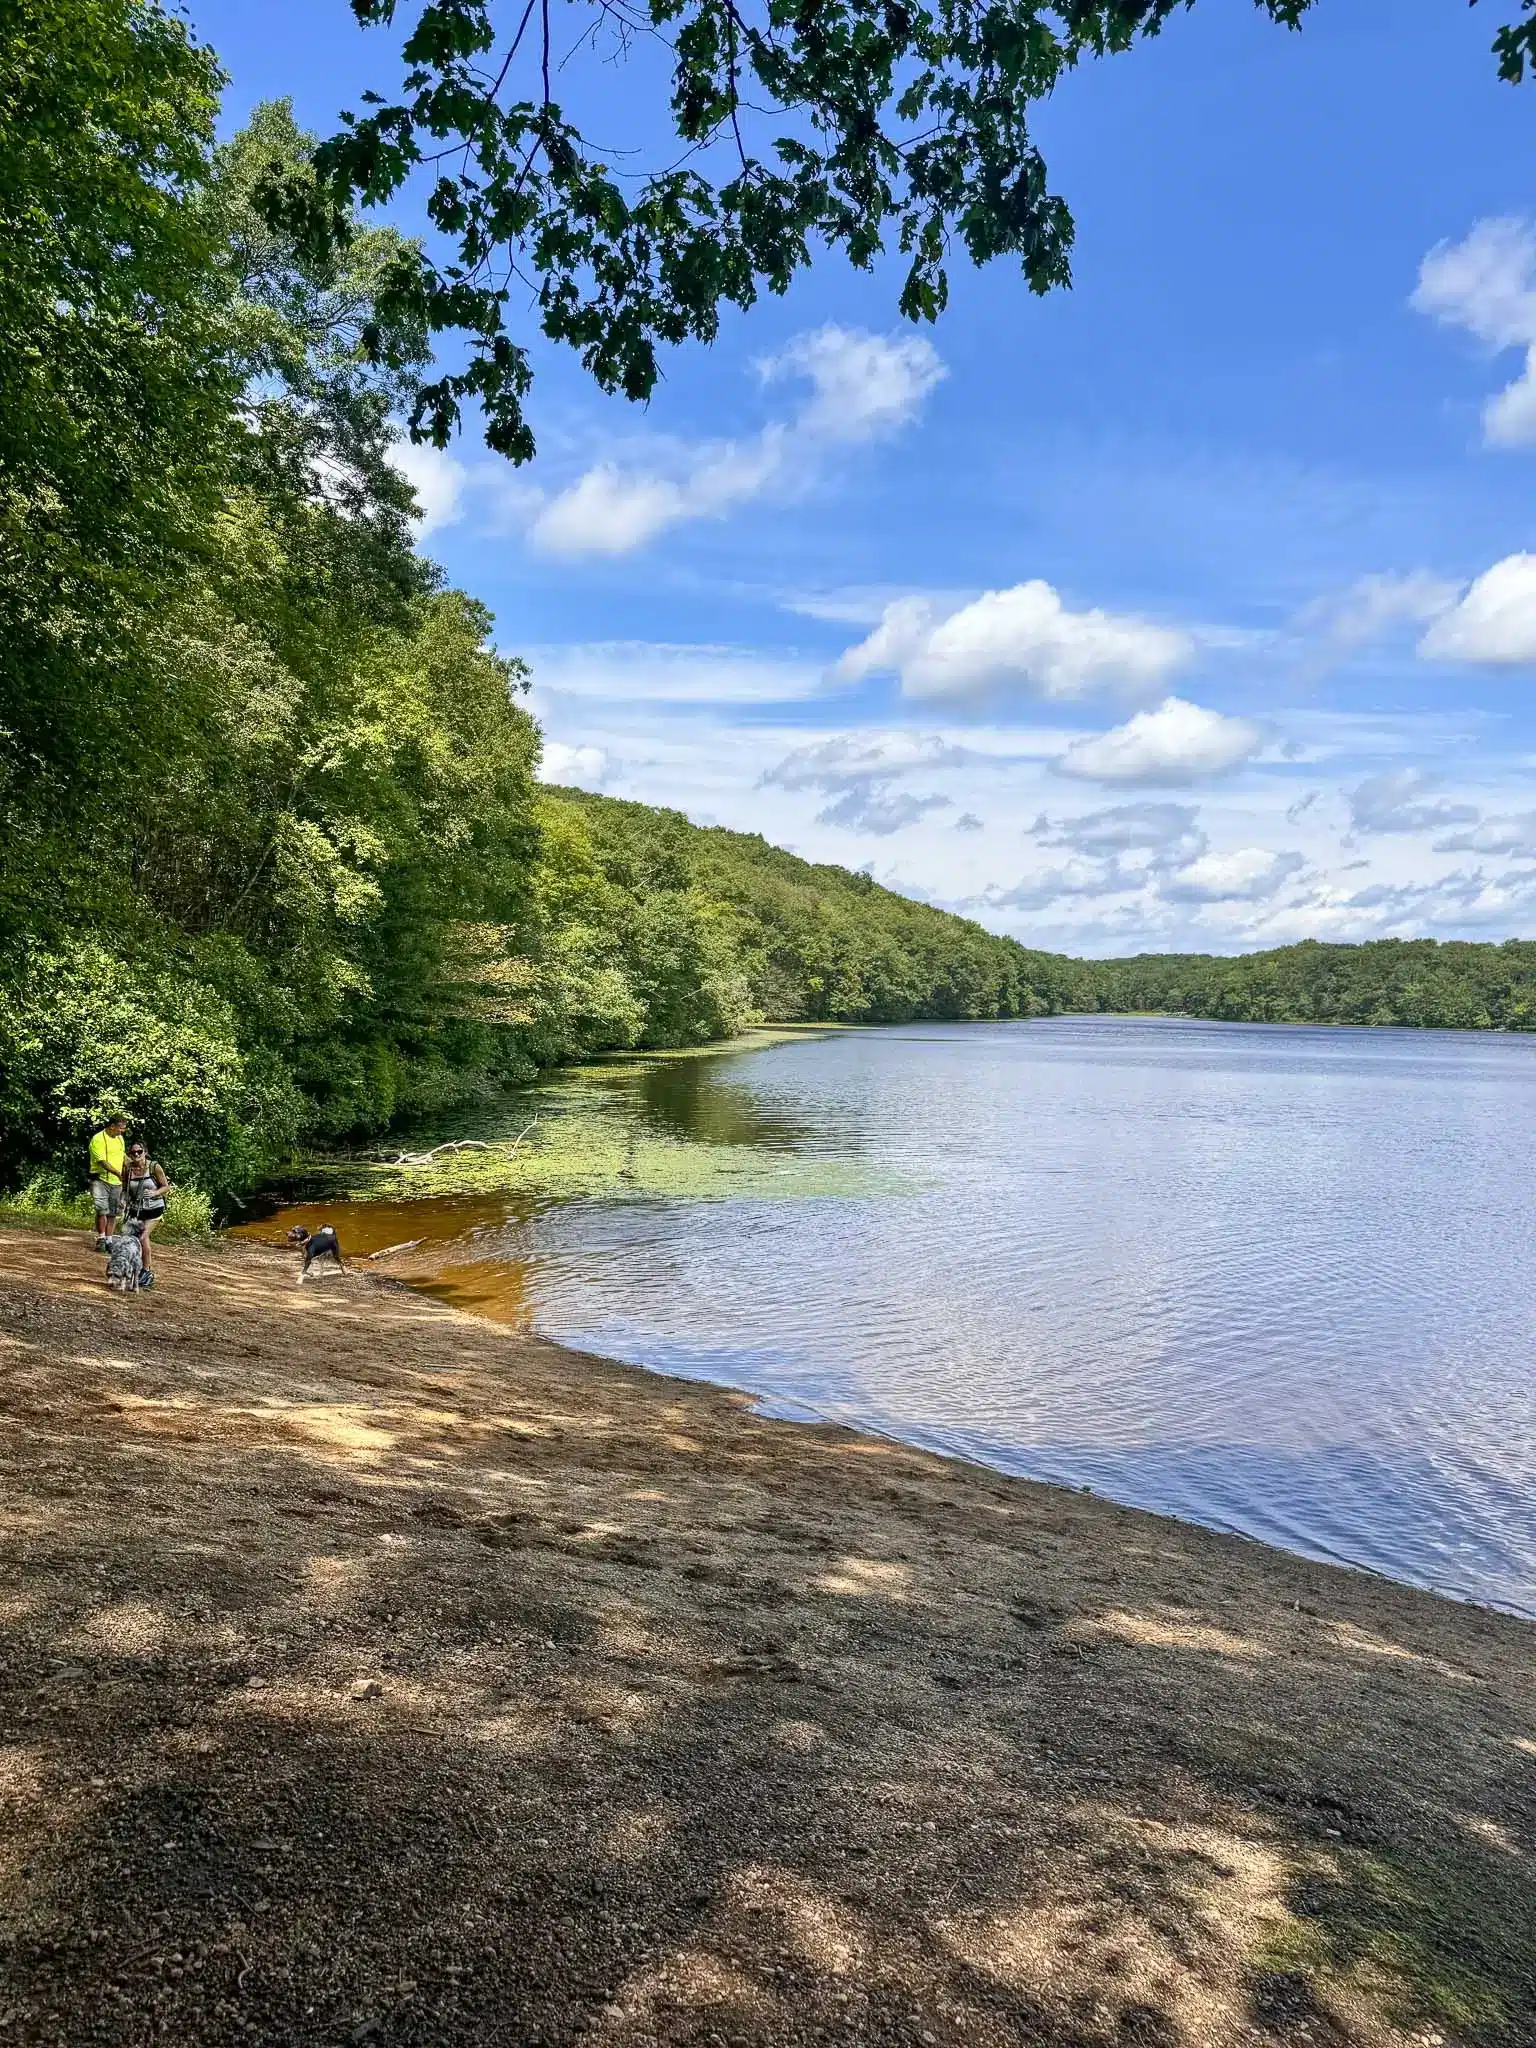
[90,1180,121,1217]
[137,1205,166,1224]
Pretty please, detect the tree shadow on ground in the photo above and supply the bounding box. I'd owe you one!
[0,1230,1532,2047]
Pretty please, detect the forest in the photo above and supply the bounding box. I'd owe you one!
[1089,939,1536,1033]
[6,3,1536,1220]
[0,10,1071,1211]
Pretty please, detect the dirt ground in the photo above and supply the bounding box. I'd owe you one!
[1,1227,1533,2048]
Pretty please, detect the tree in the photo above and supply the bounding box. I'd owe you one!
[268,0,1525,461]
[209,98,433,567]
[0,0,232,934]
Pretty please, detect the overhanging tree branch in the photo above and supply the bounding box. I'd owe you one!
[259,0,1533,461]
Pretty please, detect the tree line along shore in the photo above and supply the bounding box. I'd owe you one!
[9,17,1536,1226]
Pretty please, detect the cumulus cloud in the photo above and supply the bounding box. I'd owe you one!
[1347,770,1480,834]
[759,729,969,836]
[1413,218,1536,445]
[392,440,471,537]
[1418,553,1536,664]
[531,327,941,556]
[954,812,984,833]
[837,584,1191,704]
[529,435,787,555]
[979,831,1303,915]
[391,437,541,538]
[1343,866,1536,931]
[987,797,1305,915]
[1159,848,1305,904]
[1433,810,1536,856]
[1030,801,1206,861]
[529,467,689,556]
[981,859,1144,913]
[1055,698,1266,785]
[760,731,972,791]
[758,328,945,442]
[538,741,611,787]
[817,788,952,834]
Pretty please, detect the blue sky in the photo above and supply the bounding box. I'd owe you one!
[195,0,1536,955]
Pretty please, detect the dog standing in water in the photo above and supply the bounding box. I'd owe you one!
[287,1224,346,1284]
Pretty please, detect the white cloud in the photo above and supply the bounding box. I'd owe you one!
[1056,698,1265,785]
[981,858,1145,912]
[1418,553,1536,664]
[1159,848,1305,904]
[528,433,790,555]
[1031,801,1205,861]
[1342,866,1536,932]
[758,327,946,442]
[529,466,689,556]
[836,583,1191,703]
[1299,570,1460,649]
[783,585,934,628]
[531,327,940,557]
[392,439,471,537]
[538,741,611,788]
[986,804,1303,914]
[1413,218,1536,445]
[759,729,970,835]
[817,788,952,835]
[1435,811,1536,856]
[1347,770,1479,834]
[954,812,984,833]
[760,731,973,790]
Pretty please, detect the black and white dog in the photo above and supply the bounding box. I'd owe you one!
[287,1223,346,1285]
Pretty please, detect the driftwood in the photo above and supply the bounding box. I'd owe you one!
[367,1239,424,1261]
[385,1138,492,1166]
[382,1118,540,1169]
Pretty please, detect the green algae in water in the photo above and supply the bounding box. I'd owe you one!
[306,1117,891,1206]
[288,1040,904,1209]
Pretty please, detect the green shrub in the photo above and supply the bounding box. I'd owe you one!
[0,939,305,1197]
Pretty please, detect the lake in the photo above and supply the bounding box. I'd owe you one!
[251,1016,1536,1618]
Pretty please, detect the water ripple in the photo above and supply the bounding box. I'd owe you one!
[265,1018,1536,1616]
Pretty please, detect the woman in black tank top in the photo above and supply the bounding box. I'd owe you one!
[124,1142,171,1289]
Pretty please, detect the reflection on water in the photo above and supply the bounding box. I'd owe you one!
[244,1018,1536,1617]
[607,1054,815,1151]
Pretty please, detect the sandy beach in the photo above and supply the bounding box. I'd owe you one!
[1,1224,1532,2047]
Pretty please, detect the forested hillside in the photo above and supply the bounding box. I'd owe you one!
[1091,939,1536,1032]
[541,788,1086,1036]
[7,3,1536,1219]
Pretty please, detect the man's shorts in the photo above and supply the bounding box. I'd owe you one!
[90,1180,121,1218]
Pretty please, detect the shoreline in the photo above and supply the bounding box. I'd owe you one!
[2,1225,1533,2046]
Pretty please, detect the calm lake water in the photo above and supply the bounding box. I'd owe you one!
[256,1018,1536,1617]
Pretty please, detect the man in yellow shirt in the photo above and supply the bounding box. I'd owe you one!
[88,1115,129,1251]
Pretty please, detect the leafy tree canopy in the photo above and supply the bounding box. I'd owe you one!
[271,0,1526,459]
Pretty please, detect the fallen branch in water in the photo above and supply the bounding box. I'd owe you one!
[386,1138,493,1166]
[367,1239,423,1261]
[383,1119,540,1169]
